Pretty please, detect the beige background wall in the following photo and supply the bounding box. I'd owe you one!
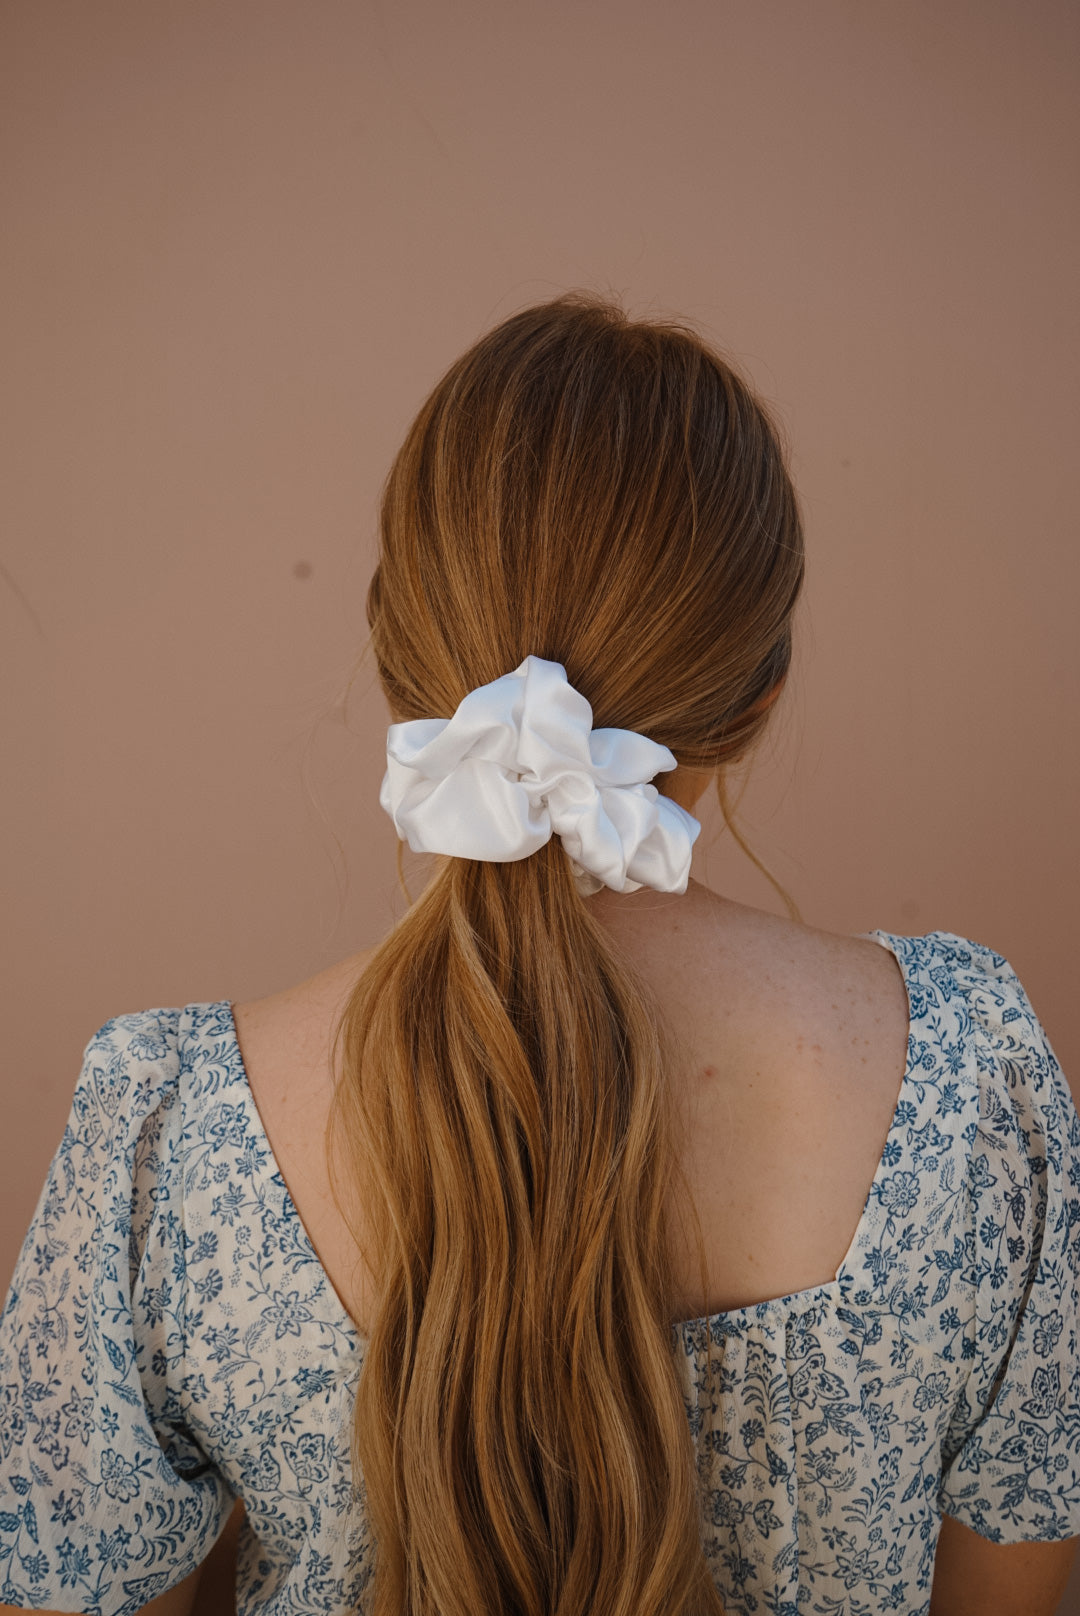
[2,0,1079,1594]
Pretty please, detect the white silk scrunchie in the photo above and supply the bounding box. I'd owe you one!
[378,655,701,896]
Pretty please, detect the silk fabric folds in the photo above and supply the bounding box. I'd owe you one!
[379,655,702,896]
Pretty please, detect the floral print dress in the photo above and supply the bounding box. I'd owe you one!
[1,929,1078,1615]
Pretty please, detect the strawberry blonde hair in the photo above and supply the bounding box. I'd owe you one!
[326,291,805,1615]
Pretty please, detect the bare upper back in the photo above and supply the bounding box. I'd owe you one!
[229,881,911,1333]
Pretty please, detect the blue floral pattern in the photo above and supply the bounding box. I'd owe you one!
[1,929,1078,1614]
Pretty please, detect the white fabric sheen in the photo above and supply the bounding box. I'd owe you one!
[378,654,701,895]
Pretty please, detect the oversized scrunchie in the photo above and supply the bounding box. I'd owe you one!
[378,655,701,896]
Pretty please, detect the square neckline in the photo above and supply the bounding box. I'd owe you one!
[212,927,918,1346]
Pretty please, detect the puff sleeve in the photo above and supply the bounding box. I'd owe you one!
[937,937,1080,1542]
[0,1010,234,1613]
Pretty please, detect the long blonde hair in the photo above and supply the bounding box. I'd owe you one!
[325,292,805,1615]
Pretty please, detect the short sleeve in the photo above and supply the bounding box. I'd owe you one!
[0,1010,234,1613]
[936,937,1080,1542]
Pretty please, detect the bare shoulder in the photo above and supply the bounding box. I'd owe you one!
[587,879,909,1064]
[231,946,376,1082]
[709,892,911,1082]
[716,893,907,1028]
[688,885,900,981]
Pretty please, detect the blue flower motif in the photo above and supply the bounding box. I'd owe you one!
[264,1288,313,1340]
[912,1371,951,1411]
[711,1488,747,1527]
[201,1101,248,1152]
[204,1325,240,1363]
[294,1365,337,1399]
[57,1536,92,1589]
[23,1550,49,1582]
[59,1388,95,1444]
[739,1418,764,1449]
[142,1283,170,1327]
[283,1432,329,1483]
[99,1448,140,1503]
[191,1231,218,1263]
[95,1522,132,1571]
[0,1383,27,1458]
[1033,1312,1064,1359]
[878,1171,920,1218]
[193,1268,224,1304]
